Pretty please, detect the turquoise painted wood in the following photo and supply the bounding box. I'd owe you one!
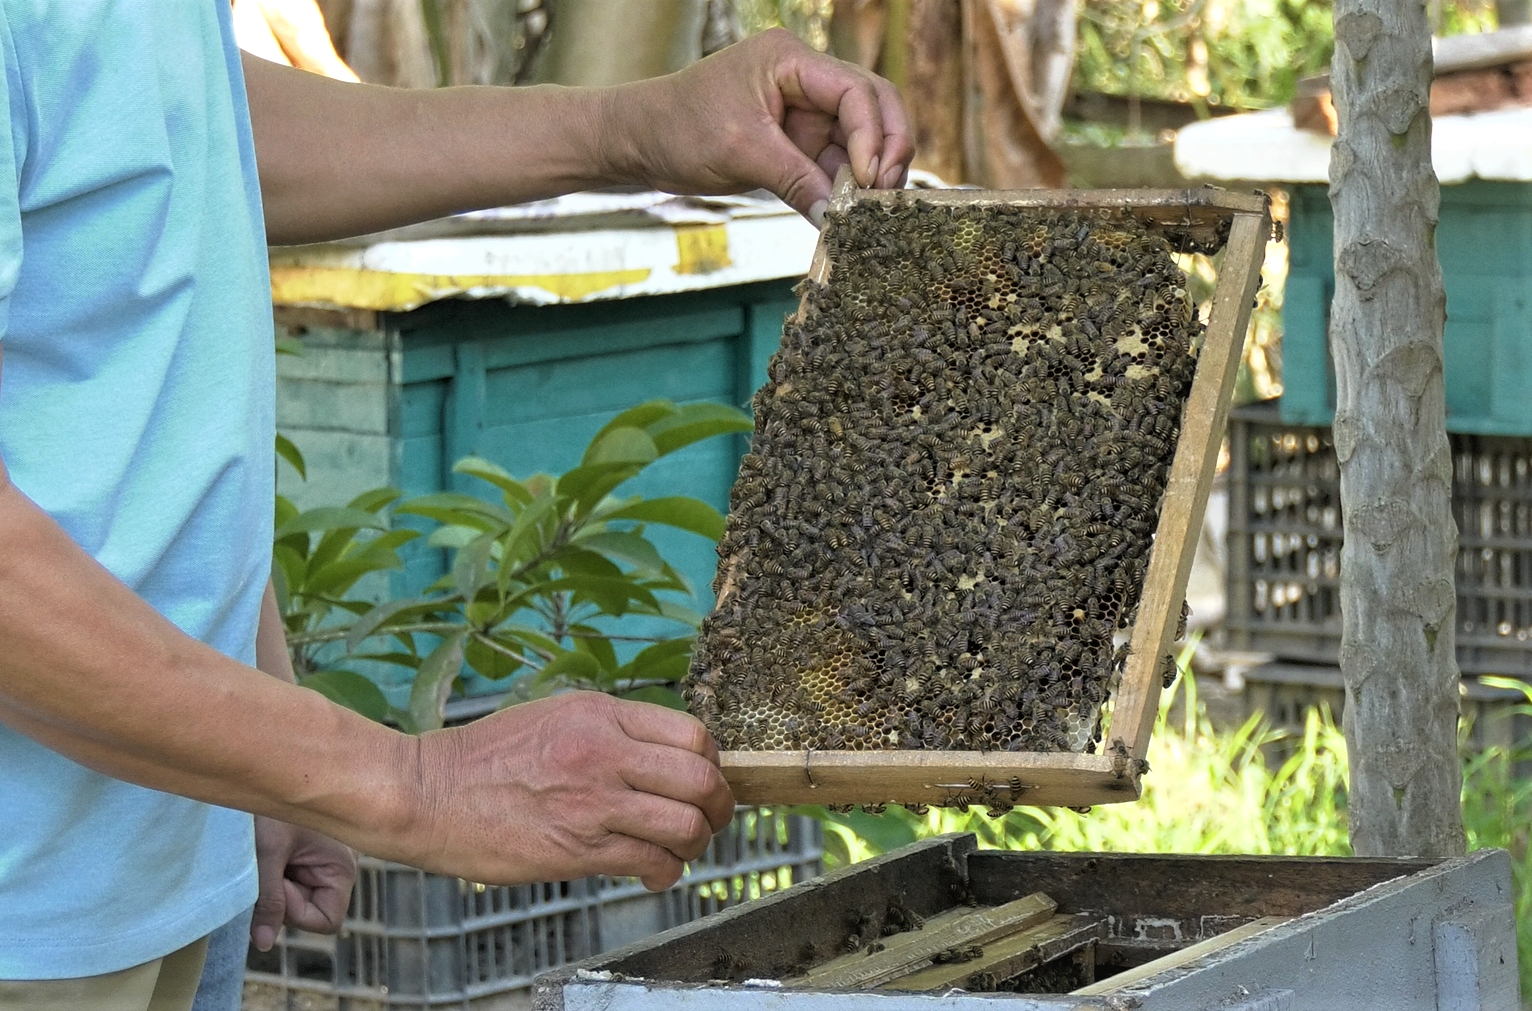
[1282,181,1532,435]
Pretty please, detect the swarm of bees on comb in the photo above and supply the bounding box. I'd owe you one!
[684,198,1201,760]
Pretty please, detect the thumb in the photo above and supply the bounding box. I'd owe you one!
[251,849,290,952]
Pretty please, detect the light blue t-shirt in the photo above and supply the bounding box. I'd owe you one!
[0,1,273,978]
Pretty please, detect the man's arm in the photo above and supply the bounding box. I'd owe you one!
[244,28,913,244]
[0,430,732,890]
[251,580,357,952]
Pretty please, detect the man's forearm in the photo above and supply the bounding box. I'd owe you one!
[0,470,419,861]
[244,55,619,244]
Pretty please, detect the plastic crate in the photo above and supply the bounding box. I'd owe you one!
[1226,401,1532,680]
[245,809,822,1010]
[1281,180,1532,436]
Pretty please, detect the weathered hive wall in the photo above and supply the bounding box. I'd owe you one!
[687,200,1203,755]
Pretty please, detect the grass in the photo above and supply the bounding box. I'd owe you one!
[801,661,1532,996]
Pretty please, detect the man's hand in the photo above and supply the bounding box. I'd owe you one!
[252,817,357,951]
[401,692,734,892]
[604,28,914,223]
[247,27,913,242]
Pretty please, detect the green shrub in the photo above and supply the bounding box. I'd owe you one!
[274,399,750,732]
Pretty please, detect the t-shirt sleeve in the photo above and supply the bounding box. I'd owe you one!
[0,10,23,342]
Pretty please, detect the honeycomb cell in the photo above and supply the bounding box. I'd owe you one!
[684,200,1201,761]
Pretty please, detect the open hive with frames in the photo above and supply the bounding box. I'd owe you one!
[686,171,1270,810]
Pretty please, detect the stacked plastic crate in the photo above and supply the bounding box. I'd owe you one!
[245,809,822,1009]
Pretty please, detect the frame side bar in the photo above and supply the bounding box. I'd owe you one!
[1108,207,1272,761]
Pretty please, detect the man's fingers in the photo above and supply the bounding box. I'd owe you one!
[782,53,887,188]
[613,698,721,765]
[593,833,686,891]
[604,790,718,863]
[816,143,850,183]
[281,877,350,934]
[251,849,290,953]
[619,741,735,832]
[871,77,915,187]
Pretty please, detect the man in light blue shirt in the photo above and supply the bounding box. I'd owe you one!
[0,2,911,1007]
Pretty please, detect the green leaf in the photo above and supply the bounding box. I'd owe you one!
[408,630,468,734]
[453,532,498,601]
[454,456,533,507]
[655,598,705,629]
[575,531,668,574]
[617,637,695,676]
[603,497,726,541]
[556,463,644,514]
[275,336,304,357]
[347,487,403,513]
[465,633,523,679]
[272,544,307,604]
[648,403,752,457]
[584,426,658,466]
[618,685,688,710]
[498,493,559,575]
[270,556,293,615]
[348,651,423,669]
[274,507,387,540]
[549,546,625,580]
[274,494,300,532]
[588,402,678,456]
[397,492,516,526]
[570,624,619,675]
[345,597,450,653]
[275,433,307,480]
[491,623,563,659]
[428,524,483,550]
[304,550,404,597]
[307,529,415,592]
[620,648,692,684]
[536,575,659,616]
[535,649,601,686]
[826,808,921,855]
[300,670,390,723]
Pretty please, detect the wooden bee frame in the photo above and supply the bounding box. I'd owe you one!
[716,172,1271,809]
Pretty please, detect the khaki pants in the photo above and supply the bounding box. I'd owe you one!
[0,936,209,1011]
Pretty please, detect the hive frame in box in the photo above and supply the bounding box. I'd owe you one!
[717,172,1272,809]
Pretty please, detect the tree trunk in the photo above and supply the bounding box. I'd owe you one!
[533,0,705,86]
[961,0,1066,188]
[903,0,966,184]
[1329,0,1465,857]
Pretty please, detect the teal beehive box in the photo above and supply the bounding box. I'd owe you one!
[1283,180,1532,435]
[1175,102,1532,436]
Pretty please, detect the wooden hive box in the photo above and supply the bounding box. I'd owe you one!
[700,172,1271,810]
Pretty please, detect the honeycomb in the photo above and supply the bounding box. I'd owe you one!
[684,199,1201,755]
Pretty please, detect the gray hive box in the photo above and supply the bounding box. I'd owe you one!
[533,834,1519,1010]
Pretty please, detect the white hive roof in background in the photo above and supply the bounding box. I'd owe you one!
[1175,105,1532,185]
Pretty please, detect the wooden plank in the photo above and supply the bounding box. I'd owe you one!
[1106,206,1272,763]
[881,913,1106,992]
[1071,916,1289,996]
[851,185,1270,214]
[600,834,974,984]
[721,749,1139,807]
[965,850,1435,923]
[788,892,1057,991]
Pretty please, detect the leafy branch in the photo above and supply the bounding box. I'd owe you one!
[274,400,751,733]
